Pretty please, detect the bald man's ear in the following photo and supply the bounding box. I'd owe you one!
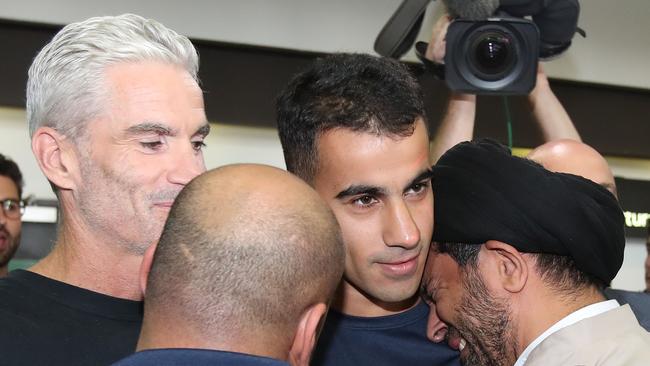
[31,127,79,191]
[139,242,159,296]
[483,240,528,294]
[288,303,327,366]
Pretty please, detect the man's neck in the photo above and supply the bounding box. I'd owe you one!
[0,265,7,277]
[29,213,145,301]
[515,285,606,358]
[138,313,289,361]
[332,281,420,317]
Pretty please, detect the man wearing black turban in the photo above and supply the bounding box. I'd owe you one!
[421,139,650,366]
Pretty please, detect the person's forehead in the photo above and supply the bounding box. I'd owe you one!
[106,62,203,109]
[99,61,207,133]
[314,122,430,190]
[0,175,19,199]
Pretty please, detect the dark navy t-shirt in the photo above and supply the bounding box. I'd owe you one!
[312,301,460,366]
[113,349,289,366]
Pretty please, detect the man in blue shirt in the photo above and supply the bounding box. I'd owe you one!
[276,54,459,366]
[114,164,345,366]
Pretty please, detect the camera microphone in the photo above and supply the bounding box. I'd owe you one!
[442,0,499,20]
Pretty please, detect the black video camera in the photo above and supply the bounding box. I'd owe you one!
[375,0,582,95]
[444,17,539,94]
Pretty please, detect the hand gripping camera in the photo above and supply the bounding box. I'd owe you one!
[375,0,583,95]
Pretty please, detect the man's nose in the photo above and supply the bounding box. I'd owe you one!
[382,200,421,249]
[167,145,206,185]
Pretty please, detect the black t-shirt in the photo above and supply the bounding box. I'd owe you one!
[311,301,460,366]
[0,269,143,365]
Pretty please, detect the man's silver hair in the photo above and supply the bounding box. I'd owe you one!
[26,13,199,138]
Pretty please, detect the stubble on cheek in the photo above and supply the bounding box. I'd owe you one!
[454,269,519,366]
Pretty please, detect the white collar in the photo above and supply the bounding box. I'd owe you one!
[513,299,619,366]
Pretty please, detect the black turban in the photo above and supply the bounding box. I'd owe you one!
[433,139,625,285]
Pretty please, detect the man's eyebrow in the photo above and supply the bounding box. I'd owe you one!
[194,123,211,137]
[335,185,385,200]
[335,169,433,200]
[405,168,434,191]
[125,122,175,136]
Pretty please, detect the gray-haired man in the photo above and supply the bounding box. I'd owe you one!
[0,14,209,365]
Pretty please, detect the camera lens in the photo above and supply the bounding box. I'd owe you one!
[445,19,539,93]
[468,31,516,80]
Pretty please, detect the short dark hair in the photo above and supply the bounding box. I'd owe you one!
[437,241,481,267]
[438,241,606,294]
[0,154,24,198]
[276,53,427,181]
[532,253,607,292]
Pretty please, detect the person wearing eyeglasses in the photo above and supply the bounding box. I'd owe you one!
[0,153,24,277]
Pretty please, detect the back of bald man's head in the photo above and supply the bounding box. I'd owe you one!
[528,139,617,197]
[146,164,345,340]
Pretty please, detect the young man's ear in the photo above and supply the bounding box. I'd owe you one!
[483,240,528,293]
[139,242,159,296]
[288,303,328,366]
[31,127,79,191]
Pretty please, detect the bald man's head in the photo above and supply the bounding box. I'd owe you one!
[528,139,617,197]
[145,164,344,347]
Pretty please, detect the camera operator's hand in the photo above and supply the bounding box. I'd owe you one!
[427,14,477,164]
[528,64,581,142]
[425,14,451,64]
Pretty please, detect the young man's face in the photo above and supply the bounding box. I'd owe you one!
[0,175,22,271]
[312,118,433,315]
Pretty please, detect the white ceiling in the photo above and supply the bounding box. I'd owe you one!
[1,0,649,89]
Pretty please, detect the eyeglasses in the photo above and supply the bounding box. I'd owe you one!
[0,199,25,220]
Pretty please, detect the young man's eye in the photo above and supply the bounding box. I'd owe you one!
[191,140,207,151]
[351,195,377,207]
[412,183,426,193]
[407,180,430,196]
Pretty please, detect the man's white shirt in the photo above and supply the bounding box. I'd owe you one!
[513,299,620,366]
